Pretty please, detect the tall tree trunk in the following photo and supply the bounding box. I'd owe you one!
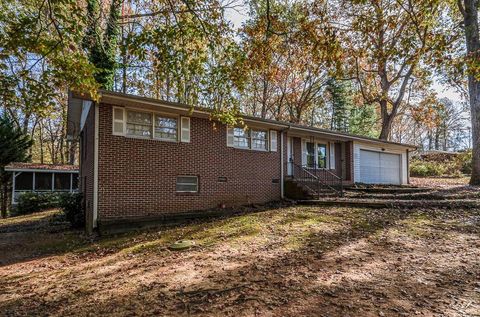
[459,0,480,185]
[379,113,395,140]
[39,121,44,164]
[428,131,434,150]
[69,140,77,165]
[1,175,8,218]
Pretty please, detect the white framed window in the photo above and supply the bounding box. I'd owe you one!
[303,141,328,169]
[176,176,199,193]
[229,127,269,151]
[317,144,327,168]
[114,107,188,142]
[126,110,152,138]
[251,130,268,151]
[233,128,250,148]
[154,114,177,141]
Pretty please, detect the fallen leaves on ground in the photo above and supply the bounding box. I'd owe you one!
[1,183,479,316]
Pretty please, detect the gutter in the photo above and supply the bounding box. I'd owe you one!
[71,90,417,150]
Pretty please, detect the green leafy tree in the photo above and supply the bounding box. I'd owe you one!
[83,0,123,90]
[348,104,379,138]
[326,79,353,132]
[0,115,33,218]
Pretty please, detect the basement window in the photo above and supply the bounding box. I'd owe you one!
[176,176,199,193]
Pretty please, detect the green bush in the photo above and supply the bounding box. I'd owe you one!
[458,151,472,175]
[411,150,473,177]
[59,192,84,228]
[13,192,62,215]
[410,160,446,177]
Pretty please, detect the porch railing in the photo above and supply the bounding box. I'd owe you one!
[289,160,344,197]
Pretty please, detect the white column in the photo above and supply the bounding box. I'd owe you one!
[280,131,284,199]
[11,172,16,206]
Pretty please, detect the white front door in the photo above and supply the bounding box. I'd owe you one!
[359,150,401,184]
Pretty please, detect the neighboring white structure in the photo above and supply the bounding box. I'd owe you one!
[5,163,79,205]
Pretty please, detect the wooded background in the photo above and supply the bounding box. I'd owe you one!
[0,0,478,182]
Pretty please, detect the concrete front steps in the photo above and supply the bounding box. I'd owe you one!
[343,187,479,201]
[297,184,480,209]
[284,179,340,200]
[346,187,431,194]
[297,198,480,209]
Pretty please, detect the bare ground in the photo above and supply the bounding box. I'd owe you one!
[1,201,479,317]
[411,176,471,188]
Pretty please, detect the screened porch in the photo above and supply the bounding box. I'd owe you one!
[5,163,79,205]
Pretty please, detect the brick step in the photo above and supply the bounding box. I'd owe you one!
[284,179,340,200]
[345,187,431,194]
[296,199,480,209]
[346,194,480,201]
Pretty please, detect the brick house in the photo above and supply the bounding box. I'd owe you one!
[67,90,415,232]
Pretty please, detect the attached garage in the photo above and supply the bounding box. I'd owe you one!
[353,141,412,185]
[359,150,401,184]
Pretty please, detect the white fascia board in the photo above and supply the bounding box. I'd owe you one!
[4,168,79,173]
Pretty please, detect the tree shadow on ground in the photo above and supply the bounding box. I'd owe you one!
[0,202,290,267]
[1,206,479,316]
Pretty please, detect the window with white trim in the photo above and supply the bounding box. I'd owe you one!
[317,144,327,168]
[154,115,177,141]
[233,128,250,148]
[115,108,187,142]
[251,130,268,151]
[303,141,328,168]
[126,110,152,138]
[231,127,268,151]
[176,176,199,193]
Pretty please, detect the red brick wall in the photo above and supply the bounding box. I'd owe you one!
[80,105,95,232]
[97,103,282,222]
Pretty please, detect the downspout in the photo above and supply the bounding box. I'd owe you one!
[93,102,99,228]
[406,149,410,184]
[280,127,291,199]
[11,172,16,207]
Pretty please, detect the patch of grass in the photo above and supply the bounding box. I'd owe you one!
[276,209,342,226]
[122,239,166,254]
[398,212,437,238]
[190,214,263,246]
[0,209,61,226]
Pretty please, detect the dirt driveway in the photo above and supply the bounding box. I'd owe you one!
[1,204,479,316]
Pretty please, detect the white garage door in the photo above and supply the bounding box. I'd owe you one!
[359,150,401,184]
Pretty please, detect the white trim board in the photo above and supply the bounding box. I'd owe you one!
[93,103,99,228]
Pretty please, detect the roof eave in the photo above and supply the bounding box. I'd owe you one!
[80,90,418,150]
